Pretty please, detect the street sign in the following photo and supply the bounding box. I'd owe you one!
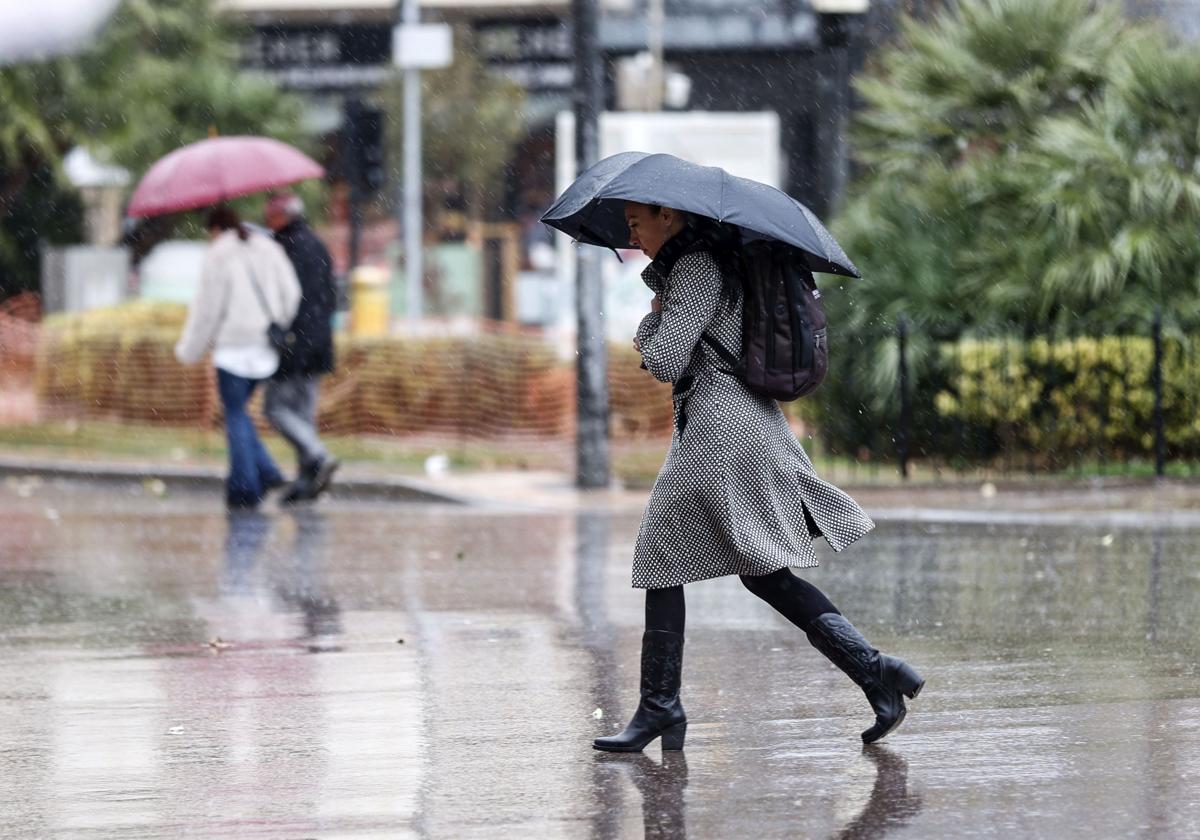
[240,23,392,91]
[474,18,573,92]
[392,23,453,70]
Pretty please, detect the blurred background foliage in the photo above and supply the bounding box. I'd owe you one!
[0,0,304,296]
[377,28,527,228]
[815,0,1200,457]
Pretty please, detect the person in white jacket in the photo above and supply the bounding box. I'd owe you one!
[175,206,301,509]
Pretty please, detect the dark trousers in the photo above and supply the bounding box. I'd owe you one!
[646,568,840,634]
[264,374,328,471]
[217,368,283,507]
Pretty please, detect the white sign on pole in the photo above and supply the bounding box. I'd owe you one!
[809,0,870,12]
[392,23,453,69]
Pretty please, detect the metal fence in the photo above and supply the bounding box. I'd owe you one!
[885,311,1189,481]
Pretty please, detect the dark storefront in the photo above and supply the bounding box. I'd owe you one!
[600,1,863,216]
[230,0,869,309]
[484,1,868,224]
[236,2,866,217]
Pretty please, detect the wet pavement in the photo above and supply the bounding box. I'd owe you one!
[1,480,1198,839]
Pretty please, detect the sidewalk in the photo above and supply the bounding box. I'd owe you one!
[6,449,1200,525]
[0,451,465,505]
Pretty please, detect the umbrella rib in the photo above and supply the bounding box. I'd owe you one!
[578,219,622,262]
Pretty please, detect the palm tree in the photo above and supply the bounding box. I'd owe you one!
[854,0,1123,175]
[815,0,1162,452]
[1031,33,1200,330]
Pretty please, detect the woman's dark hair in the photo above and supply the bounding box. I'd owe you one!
[205,205,248,241]
[689,216,744,305]
[649,204,741,301]
[648,204,691,226]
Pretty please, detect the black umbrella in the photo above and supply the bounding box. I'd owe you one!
[541,151,860,278]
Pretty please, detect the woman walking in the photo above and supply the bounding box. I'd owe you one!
[175,206,301,509]
[594,202,924,753]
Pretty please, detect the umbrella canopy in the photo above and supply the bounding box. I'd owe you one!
[127,136,325,218]
[542,152,860,278]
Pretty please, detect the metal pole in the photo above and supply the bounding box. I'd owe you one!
[647,0,665,111]
[1153,306,1165,478]
[898,317,911,480]
[402,0,423,321]
[344,98,364,271]
[815,13,853,216]
[573,0,610,489]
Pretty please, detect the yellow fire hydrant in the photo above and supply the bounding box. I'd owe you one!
[349,266,390,337]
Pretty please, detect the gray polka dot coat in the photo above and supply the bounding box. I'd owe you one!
[632,239,874,589]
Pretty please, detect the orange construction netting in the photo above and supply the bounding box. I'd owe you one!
[30,302,675,444]
[0,293,41,384]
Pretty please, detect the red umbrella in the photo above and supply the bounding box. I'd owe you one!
[126,136,325,218]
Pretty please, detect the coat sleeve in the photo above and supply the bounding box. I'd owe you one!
[636,253,722,383]
[274,242,302,324]
[315,240,337,317]
[298,232,337,319]
[174,252,226,365]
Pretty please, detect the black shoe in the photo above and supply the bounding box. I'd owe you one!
[594,630,687,753]
[278,480,309,506]
[805,613,924,744]
[279,457,340,505]
[308,456,340,498]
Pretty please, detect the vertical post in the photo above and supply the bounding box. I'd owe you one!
[814,13,853,217]
[573,0,610,489]
[1153,306,1165,478]
[345,98,364,272]
[898,317,911,480]
[647,0,665,111]
[402,0,423,320]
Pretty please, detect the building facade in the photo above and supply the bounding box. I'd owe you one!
[222,0,868,218]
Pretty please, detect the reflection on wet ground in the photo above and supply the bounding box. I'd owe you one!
[1,482,1198,838]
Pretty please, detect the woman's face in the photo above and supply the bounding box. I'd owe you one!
[624,202,682,259]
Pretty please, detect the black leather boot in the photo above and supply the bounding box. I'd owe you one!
[594,630,687,753]
[805,614,924,744]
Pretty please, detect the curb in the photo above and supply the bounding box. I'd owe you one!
[0,455,468,506]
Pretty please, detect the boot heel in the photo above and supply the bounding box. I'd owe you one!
[660,722,687,751]
[893,662,925,699]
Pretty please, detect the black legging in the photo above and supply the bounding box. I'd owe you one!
[645,568,839,634]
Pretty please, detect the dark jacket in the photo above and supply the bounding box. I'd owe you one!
[272,219,336,377]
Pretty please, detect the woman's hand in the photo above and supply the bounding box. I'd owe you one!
[632,296,659,354]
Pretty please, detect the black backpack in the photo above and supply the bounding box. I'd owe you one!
[702,240,828,401]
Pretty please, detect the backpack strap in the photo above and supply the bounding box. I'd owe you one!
[245,268,275,324]
[701,332,739,369]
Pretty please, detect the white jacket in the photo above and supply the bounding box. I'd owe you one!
[175,229,302,368]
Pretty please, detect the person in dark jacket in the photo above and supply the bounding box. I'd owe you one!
[263,192,340,503]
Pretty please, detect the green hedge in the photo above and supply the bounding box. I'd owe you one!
[813,332,1200,466]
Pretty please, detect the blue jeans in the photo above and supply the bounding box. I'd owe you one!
[217,368,283,507]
